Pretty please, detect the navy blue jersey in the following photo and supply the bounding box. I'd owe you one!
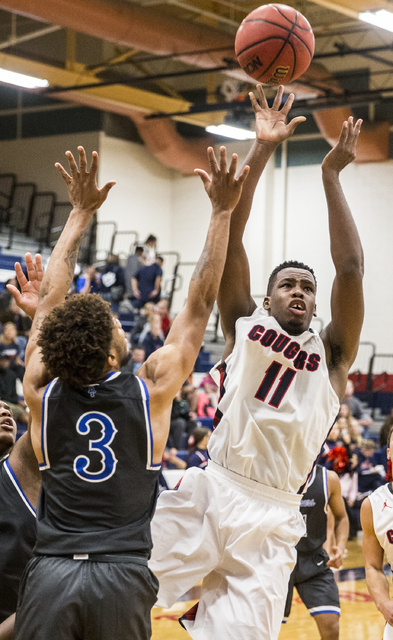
[35,370,160,556]
[297,465,328,555]
[0,455,36,621]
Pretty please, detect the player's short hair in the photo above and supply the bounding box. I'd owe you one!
[266,260,317,296]
[37,294,114,389]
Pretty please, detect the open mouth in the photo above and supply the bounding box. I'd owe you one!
[0,418,15,430]
[289,303,305,314]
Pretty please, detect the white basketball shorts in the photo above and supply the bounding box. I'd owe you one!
[149,460,305,640]
[384,622,393,640]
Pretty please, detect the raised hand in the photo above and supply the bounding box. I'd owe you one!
[55,146,115,214]
[250,84,306,145]
[195,146,250,213]
[6,252,44,319]
[322,117,362,174]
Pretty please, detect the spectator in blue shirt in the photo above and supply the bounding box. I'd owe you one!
[131,257,163,309]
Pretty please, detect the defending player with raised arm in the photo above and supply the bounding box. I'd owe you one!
[148,86,364,640]
[361,426,393,640]
[11,145,249,640]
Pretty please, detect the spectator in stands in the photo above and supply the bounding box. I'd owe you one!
[379,409,393,448]
[187,426,211,469]
[76,265,100,294]
[0,347,28,423]
[131,256,164,309]
[125,246,144,298]
[162,447,186,471]
[130,301,155,346]
[0,278,16,321]
[0,322,25,378]
[129,345,146,375]
[197,374,218,419]
[141,315,164,359]
[168,389,198,450]
[99,253,125,313]
[143,234,157,266]
[342,379,372,433]
[357,440,386,497]
[157,298,171,338]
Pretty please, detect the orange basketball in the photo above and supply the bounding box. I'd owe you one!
[235,3,314,85]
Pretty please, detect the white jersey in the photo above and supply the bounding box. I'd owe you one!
[209,309,340,494]
[369,483,393,569]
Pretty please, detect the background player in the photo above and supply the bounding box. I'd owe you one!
[283,465,349,639]
[361,425,393,640]
[12,145,249,640]
[149,85,364,640]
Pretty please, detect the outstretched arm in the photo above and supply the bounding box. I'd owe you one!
[23,148,115,401]
[138,147,249,460]
[361,498,393,625]
[218,85,306,357]
[320,118,364,400]
[326,470,349,568]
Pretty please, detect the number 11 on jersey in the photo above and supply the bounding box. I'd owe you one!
[255,361,296,408]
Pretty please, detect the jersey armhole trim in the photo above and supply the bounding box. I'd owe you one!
[136,377,161,471]
[4,458,36,517]
[39,377,58,470]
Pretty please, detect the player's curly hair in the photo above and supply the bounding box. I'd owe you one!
[37,294,114,389]
[267,260,317,295]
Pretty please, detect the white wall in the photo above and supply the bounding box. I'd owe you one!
[2,131,393,360]
[0,132,100,199]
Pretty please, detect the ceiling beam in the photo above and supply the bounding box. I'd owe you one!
[0,51,227,127]
[308,0,393,19]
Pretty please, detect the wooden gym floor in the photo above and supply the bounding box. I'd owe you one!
[151,537,388,640]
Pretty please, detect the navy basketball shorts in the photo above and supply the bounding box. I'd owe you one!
[14,554,159,640]
[283,549,340,620]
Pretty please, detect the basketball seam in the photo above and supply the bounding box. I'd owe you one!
[273,4,311,31]
[237,33,313,59]
[251,11,298,82]
[242,17,312,33]
[237,22,314,59]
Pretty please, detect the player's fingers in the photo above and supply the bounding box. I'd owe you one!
[339,120,349,146]
[78,146,88,174]
[89,150,99,176]
[256,84,269,109]
[249,91,261,113]
[99,181,116,201]
[287,116,306,135]
[280,92,294,116]
[354,118,363,135]
[14,262,28,287]
[219,146,228,175]
[25,253,37,281]
[34,254,44,280]
[65,150,79,178]
[237,164,250,185]
[194,169,211,189]
[206,147,219,175]
[272,85,284,110]
[55,162,72,185]
[6,284,21,304]
[227,153,238,179]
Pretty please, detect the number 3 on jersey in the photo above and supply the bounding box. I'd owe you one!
[73,412,118,483]
[255,361,296,408]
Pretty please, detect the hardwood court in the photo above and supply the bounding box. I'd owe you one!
[151,538,388,640]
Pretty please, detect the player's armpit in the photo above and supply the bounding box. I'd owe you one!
[0,613,15,640]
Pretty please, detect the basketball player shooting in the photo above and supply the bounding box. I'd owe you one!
[9,145,249,640]
[149,85,364,640]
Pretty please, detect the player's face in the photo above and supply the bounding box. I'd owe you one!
[111,317,128,366]
[0,401,17,455]
[264,268,316,335]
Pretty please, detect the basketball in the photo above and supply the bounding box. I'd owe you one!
[235,3,315,85]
